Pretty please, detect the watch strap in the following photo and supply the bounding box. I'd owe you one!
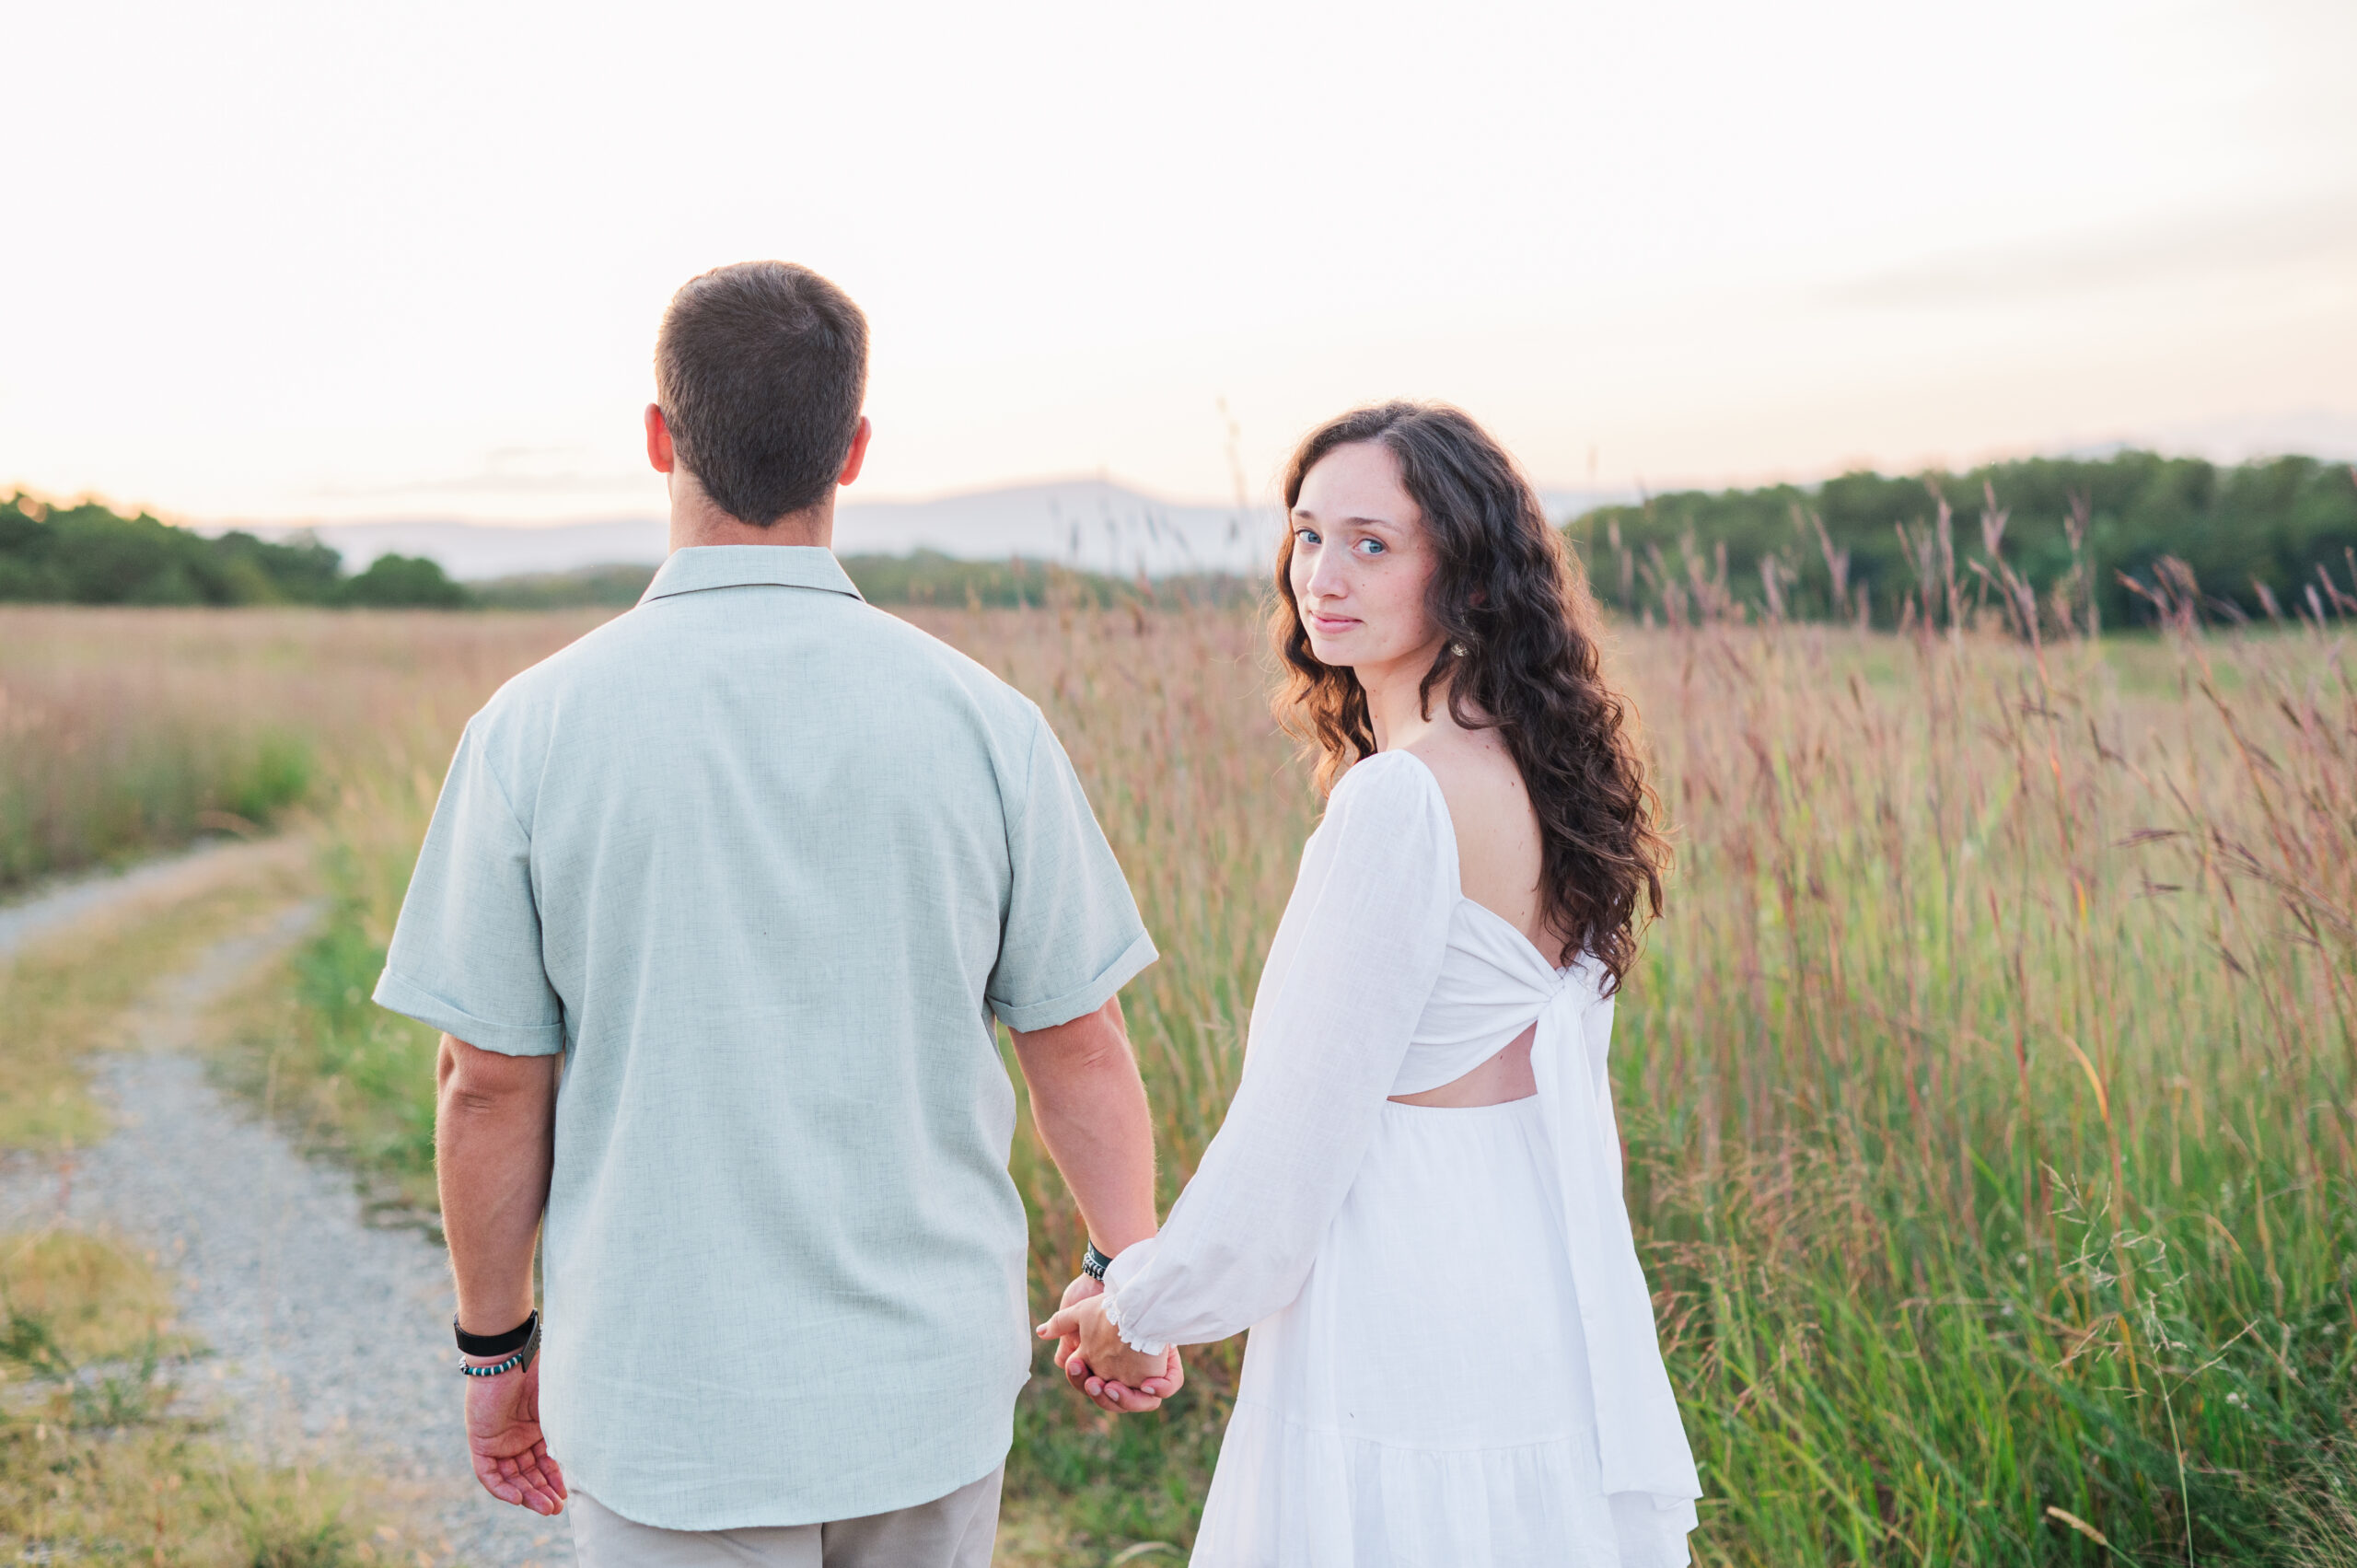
[454,1308,538,1358]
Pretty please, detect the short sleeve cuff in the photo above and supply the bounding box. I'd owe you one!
[988,928,1158,1034]
[373,968,566,1057]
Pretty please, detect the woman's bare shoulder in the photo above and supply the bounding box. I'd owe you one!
[1402,728,1545,927]
[1399,727,1527,822]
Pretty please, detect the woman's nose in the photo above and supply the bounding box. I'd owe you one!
[1304,550,1346,602]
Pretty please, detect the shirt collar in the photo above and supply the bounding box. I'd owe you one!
[637,545,865,607]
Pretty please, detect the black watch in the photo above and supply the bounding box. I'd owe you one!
[1081,1242,1113,1282]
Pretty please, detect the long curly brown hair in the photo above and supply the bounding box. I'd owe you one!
[1271,401,1667,991]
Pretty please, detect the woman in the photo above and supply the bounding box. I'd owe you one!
[1042,401,1701,1565]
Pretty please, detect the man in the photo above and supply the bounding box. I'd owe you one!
[376,261,1179,1565]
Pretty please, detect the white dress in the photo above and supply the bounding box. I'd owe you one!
[1101,749,1701,1566]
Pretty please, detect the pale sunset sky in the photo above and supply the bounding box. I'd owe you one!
[4,0,2352,525]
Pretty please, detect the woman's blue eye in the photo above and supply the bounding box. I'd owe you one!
[1295,528,1321,545]
[1356,538,1386,556]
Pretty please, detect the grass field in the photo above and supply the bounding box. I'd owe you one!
[0,607,609,892]
[8,587,2352,1563]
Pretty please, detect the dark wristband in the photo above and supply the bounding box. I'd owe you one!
[454,1308,538,1358]
[1082,1242,1113,1282]
[459,1317,540,1379]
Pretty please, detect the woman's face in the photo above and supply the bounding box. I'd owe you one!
[1288,440,1442,675]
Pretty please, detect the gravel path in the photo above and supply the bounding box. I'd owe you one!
[0,838,272,961]
[0,857,575,1567]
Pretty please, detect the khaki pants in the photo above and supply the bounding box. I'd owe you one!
[569,1466,1003,1567]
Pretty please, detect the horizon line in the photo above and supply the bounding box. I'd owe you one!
[11,433,2353,535]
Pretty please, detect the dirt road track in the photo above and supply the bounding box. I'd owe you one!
[0,842,573,1566]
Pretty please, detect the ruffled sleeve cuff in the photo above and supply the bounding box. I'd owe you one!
[1101,1288,1167,1358]
[1100,1237,1167,1356]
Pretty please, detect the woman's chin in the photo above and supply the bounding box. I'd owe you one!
[1304,633,1356,668]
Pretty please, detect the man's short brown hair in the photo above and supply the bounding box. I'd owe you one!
[655,262,869,526]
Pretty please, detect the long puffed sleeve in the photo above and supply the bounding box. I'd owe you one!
[1102,750,1457,1353]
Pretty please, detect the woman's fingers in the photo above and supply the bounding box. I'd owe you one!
[1045,1302,1172,1414]
[1099,1381,1161,1412]
[1138,1347,1185,1400]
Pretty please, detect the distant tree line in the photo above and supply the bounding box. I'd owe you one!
[470,563,658,610]
[40,451,2351,630]
[0,497,1268,614]
[1565,452,2357,632]
[838,550,1250,610]
[481,552,1267,613]
[0,494,468,607]
[467,553,1220,611]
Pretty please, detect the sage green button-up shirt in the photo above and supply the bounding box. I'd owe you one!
[374,546,1155,1530]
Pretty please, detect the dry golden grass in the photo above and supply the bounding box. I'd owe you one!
[946,601,2354,1561]
[0,606,611,890]
[0,1401,367,1565]
[17,589,2350,1563]
[0,1231,178,1369]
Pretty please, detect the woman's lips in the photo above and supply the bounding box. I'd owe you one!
[1306,611,1359,635]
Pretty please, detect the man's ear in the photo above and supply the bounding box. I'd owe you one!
[836,416,872,487]
[644,403,676,474]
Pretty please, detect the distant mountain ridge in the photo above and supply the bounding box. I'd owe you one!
[243,480,1276,581]
[234,478,1631,581]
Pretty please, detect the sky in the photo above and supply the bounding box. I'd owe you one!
[4,0,2353,526]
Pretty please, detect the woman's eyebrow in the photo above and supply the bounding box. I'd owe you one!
[1292,507,1402,529]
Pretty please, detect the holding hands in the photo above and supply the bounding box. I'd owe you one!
[1004,999,1178,1414]
[1039,1274,1183,1414]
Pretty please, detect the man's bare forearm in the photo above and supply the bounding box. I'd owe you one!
[1010,997,1157,1256]
[435,1033,559,1334]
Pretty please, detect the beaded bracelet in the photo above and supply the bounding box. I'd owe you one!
[459,1318,540,1379]
[1081,1242,1113,1282]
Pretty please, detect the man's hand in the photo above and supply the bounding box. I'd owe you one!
[1038,1295,1183,1412]
[464,1358,567,1515]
